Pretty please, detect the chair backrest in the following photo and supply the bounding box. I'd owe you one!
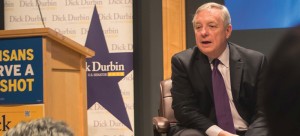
[159,79,178,124]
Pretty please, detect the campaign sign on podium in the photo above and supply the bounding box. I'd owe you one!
[0,104,44,134]
[0,37,43,104]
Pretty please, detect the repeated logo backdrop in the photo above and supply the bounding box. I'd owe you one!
[4,0,134,135]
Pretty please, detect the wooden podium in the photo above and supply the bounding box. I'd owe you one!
[0,28,94,135]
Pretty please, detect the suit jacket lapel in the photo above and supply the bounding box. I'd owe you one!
[194,48,213,97]
[229,43,243,101]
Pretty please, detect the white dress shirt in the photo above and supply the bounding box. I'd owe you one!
[205,45,248,136]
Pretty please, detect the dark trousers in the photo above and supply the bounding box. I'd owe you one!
[172,129,206,136]
[171,128,246,136]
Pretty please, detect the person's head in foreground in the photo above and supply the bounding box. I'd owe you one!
[3,118,73,136]
[264,24,300,136]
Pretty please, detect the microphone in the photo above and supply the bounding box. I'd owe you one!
[36,0,46,28]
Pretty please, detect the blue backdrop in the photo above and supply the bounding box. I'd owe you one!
[225,0,300,30]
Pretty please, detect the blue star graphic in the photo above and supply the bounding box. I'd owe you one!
[85,5,133,131]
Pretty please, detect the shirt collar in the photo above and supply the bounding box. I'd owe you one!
[209,44,229,68]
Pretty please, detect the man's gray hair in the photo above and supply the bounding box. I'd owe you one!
[3,118,74,136]
[192,2,231,28]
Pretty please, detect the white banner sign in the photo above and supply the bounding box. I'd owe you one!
[4,0,134,135]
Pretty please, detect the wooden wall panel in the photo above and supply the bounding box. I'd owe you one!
[163,0,186,79]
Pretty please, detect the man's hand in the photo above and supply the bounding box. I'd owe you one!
[218,130,239,136]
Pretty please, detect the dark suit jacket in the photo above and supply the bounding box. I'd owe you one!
[170,42,267,136]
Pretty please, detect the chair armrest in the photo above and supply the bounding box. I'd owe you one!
[152,116,170,133]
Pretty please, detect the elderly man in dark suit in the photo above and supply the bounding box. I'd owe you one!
[170,2,267,136]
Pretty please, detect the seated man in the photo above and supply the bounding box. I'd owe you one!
[170,2,267,136]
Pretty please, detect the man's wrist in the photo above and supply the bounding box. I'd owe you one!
[206,125,223,136]
[218,130,239,136]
